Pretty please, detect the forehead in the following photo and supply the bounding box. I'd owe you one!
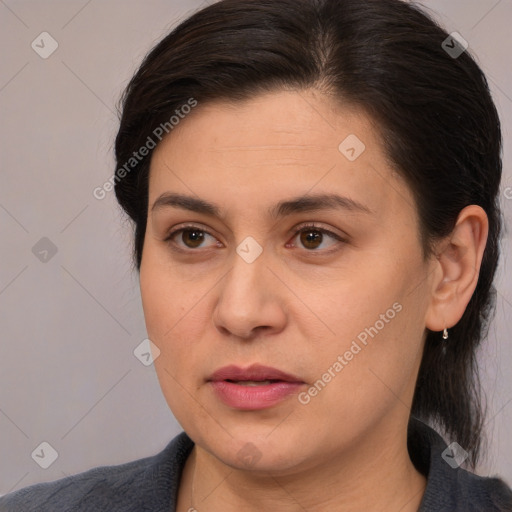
[148,89,415,222]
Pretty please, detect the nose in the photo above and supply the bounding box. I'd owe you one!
[212,247,287,341]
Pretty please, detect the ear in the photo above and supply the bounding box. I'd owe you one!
[424,205,489,333]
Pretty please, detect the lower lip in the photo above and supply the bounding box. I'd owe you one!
[209,381,304,410]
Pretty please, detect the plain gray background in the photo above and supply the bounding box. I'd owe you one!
[1,0,511,496]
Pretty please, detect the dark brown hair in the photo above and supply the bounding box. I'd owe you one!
[113,0,502,467]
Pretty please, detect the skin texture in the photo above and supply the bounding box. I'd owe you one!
[139,88,488,512]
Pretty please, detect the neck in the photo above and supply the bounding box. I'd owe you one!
[177,417,427,512]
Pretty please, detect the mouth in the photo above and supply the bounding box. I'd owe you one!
[208,364,305,410]
[224,379,281,386]
[208,363,304,384]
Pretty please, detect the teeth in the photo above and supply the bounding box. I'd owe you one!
[232,380,274,386]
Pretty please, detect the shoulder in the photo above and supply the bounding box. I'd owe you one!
[0,431,194,512]
[451,468,512,511]
[408,417,512,512]
[0,458,154,512]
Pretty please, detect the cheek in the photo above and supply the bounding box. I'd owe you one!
[301,253,427,402]
[140,263,208,425]
[140,246,190,340]
[139,254,209,376]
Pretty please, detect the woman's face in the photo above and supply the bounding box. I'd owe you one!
[140,88,436,473]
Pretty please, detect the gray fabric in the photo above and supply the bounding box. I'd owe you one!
[1,418,511,511]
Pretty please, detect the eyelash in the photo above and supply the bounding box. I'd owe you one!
[164,223,347,255]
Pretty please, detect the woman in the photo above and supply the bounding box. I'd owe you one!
[2,0,511,510]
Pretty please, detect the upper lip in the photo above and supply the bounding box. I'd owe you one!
[208,364,304,383]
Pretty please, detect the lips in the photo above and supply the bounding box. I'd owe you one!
[208,364,303,383]
[208,364,305,410]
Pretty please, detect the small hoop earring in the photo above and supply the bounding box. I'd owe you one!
[442,328,448,340]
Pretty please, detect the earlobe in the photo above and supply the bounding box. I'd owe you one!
[424,205,489,333]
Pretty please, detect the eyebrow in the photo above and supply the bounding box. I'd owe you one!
[151,192,374,219]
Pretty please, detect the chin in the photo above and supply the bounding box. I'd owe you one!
[200,426,316,474]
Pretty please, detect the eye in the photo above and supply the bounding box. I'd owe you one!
[164,224,220,251]
[287,223,346,253]
[164,222,346,253]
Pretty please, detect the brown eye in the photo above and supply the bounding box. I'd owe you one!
[299,229,324,250]
[179,228,206,249]
[289,224,345,252]
[165,226,218,250]
[164,223,346,254]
